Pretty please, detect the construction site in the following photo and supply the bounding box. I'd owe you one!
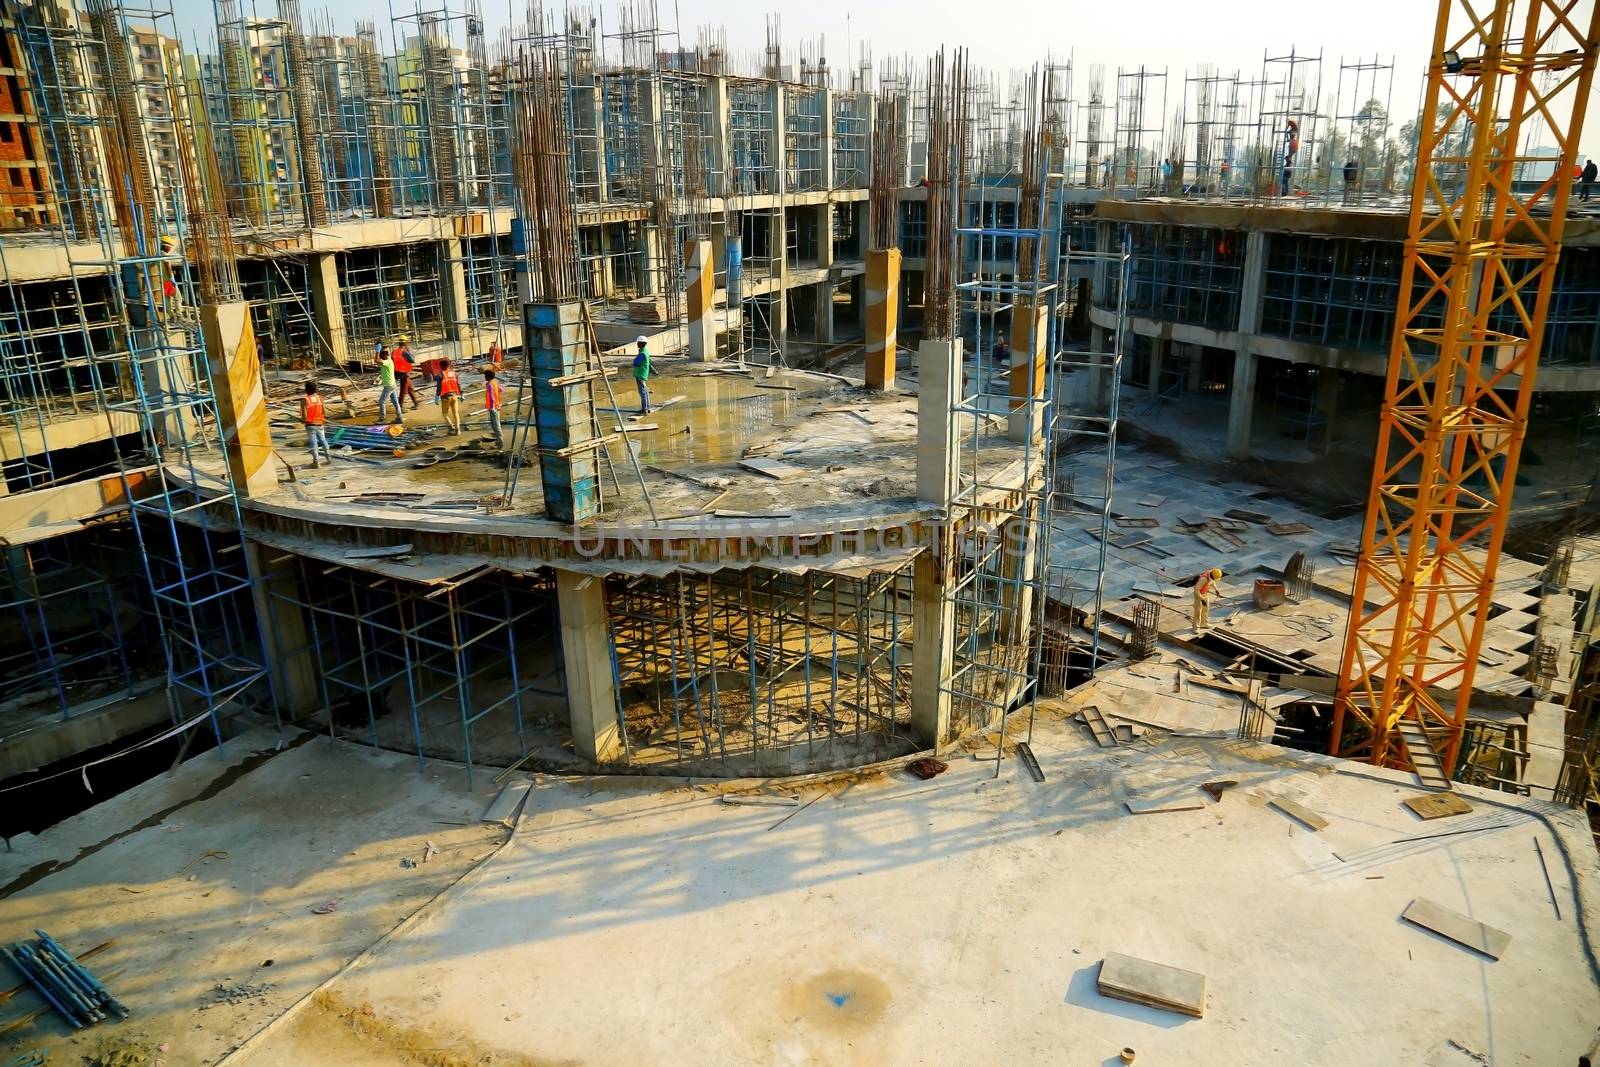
[2,0,1600,1062]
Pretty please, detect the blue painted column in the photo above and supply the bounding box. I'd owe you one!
[526,300,603,524]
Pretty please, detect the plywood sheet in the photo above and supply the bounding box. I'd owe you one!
[1268,797,1328,831]
[1403,792,1473,821]
[1402,897,1511,960]
[1098,952,1207,1017]
[739,458,805,480]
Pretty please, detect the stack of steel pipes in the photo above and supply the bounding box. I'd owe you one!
[0,931,127,1030]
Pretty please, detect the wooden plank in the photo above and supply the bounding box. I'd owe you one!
[1403,792,1473,820]
[555,432,620,457]
[1097,952,1207,1018]
[739,458,805,480]
[345,543,415,559]
[1401,897,1511,960]
[1267,521,1314,536]
[1268,796,1329,831]
[612,423,660,433]
[1125,797,1206,815]
[1196,529,1237,554]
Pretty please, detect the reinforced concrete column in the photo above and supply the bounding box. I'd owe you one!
[201,300,278,497]
[1228,230,1267,459]
[912,337,960,750]
[1007,302,1047,443]
[555,569,621,764]
[1148,335,1168,393]
[1185,342,1203,391]
[864,247,901,390]
[709,76,731,198]
[308,252,350,367]
[685,238,716,360]
[641,228,663,296]
[1086,325,1109,412]
[813,280,835,345]
[440,237,472,349]
[1227,347,1258,458]
[1001,507,1040,644]
[244,541,320,718]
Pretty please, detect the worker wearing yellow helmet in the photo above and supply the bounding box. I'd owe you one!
[1194,568,1223,633]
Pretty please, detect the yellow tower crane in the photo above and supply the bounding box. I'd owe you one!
[1331,0,1600,779]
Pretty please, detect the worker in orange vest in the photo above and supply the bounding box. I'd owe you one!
[1194,567,1223,632]
[302,381,332,468]
[391,337,419,411]
[483,368,505,448]
[436,357,463,434]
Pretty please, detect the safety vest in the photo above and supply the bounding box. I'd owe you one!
[304,394,325,425]
[392,347,413,374]
[1197,574,1215,598]
[484,380,503,410]
[439,369,461,397]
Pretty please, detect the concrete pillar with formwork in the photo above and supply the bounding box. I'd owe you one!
[819,88,835,189]
[201,300,278,498]
[685,238,716,361]
[440,236,473,349]
[526,301,604,524]
[1000,506,1040,643]
[1229,230,1268,459]
[912,337,961,749]
[641,227,662,297]
[245,540,320,717]
[864,247,901,390]
[1007,301,1048,443]
[308,252,350,368]
[555,568,621,764]
[708,76,732,198]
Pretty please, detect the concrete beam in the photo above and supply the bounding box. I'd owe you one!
[0,411,140,464]
[201,301,278,498]
[555,569,621,764]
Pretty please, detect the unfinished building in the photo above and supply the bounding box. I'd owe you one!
[2,0,1600,1062]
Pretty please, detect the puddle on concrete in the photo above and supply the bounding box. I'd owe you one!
[600,369,835,469]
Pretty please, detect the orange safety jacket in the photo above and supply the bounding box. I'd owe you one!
[304,394,326,425]
[485,380,503,410]
[438,368,461,397]
[391,347,414,374]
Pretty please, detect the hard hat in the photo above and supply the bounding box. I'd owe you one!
[399,334,410,342]
[636,335,647,344]
[1210,568,1223,579]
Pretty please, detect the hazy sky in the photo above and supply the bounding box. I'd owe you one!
[166,0,1597,157]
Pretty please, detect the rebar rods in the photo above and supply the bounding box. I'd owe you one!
[923,46,968,340]
[509,43,579,303]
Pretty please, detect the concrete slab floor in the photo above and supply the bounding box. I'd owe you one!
[0,727,508,1065]
[216,707,1600,1067]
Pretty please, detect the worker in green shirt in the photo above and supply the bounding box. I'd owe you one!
[631,335,652,415]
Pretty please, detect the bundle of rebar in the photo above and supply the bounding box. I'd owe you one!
[354,23,395,217]
[280,0,329,228]
[509,44,579,303]
[84,0,159,238]
[1014,70,1045,286]
[1,930,128,1030]
[869,92,903,251]
[923,46,969,340]
[420,17,461,210]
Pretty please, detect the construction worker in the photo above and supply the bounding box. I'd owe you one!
[1194,567,1223,632]
[376,345,403,425]
[436,357,462,434]
[1343,158,1360,204]
[632,335,652,415]
[391,337,419,410]
[486,340,504,364]
[483,367,505,448]
[302,381,332,468]
[1281,120,1300,197]
[1582,158,1597,203]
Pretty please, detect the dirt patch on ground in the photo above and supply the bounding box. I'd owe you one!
[288,990,578,1067]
